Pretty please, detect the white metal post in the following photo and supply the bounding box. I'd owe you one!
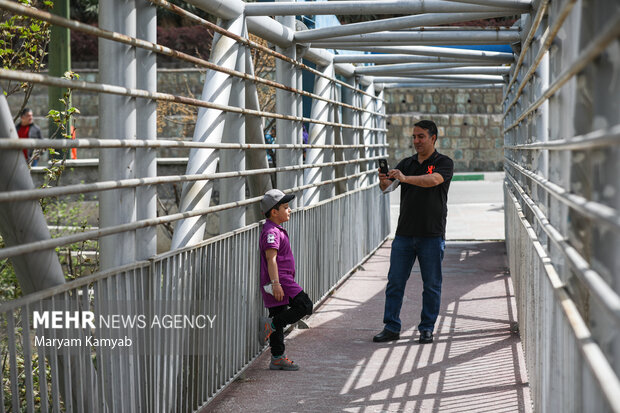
[171,15,244,248]
[320,68,336,201]
[341,76,357,192]
[135,0,157,260]
[275,10,298,204]
[244,46,272,223]
[360,82,375,187]
[220,18,247,233]
[304,63,334,206]
[99,0,137,271]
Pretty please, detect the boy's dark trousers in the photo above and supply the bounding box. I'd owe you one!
[268,291,313,357]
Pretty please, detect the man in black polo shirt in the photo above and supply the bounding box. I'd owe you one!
[373,120,454,344]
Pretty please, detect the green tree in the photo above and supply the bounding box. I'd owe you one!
[0,0,53,121]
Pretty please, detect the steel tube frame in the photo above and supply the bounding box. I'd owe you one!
[305,63,335,206]
[501,0,553,102]
[0,1,385,119]
[135,0,157,261]
[275,12,298,202]
[0,93,66,294]
[372,75,506,82]
[505,183,620,412]
[505,173,620,324]
[171,15,244,249]
[98,0,136,272]
[326,45,515,62]
[503,0,578,118]
[504,11,620,132]
[0,155,387,209]
[0,165,382,261]
[245,0,531,16]
[354,62,505,75]
[381,82,504,88]
[0,138,386,150]
[506,124,620,151]
[310,30,521,44]
[333,54,504,64]
[0,70,387,134]
[244,48,273,224]
[369,67,511,76]
[295,11,523,42]
[98,0,138,409]
[219,19,246,233]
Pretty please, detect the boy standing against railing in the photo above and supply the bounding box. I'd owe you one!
[258,189,313,371]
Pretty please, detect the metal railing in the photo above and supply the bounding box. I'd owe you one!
[0,184,389,412]
[0,0,390,411]
[503,0,620,411]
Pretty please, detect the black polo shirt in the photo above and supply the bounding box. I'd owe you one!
[394,150,454,238]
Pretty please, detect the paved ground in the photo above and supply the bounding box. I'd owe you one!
[206,173,532,412]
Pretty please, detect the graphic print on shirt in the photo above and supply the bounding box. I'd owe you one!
[426,165,435,174]
[267,233,276,244]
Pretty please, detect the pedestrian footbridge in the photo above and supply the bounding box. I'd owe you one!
[0,0,618,411]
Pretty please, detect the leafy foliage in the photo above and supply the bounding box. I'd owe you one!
[0,0,52,120]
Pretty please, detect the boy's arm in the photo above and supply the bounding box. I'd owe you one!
[265,248,285,301]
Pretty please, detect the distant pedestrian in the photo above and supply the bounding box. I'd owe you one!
[373,120,454,344]
[264,127,276,166]
[15,108,43,166]
[302,125,308,161]
[258,189,313,370]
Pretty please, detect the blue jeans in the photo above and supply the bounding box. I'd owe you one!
[383,235,445,333]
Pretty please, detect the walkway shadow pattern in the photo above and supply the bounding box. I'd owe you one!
[207,241,532,413]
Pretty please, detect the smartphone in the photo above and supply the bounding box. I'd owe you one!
[378,159,389,174]
[378,159,395,180]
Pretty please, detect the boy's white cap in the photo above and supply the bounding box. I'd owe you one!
[261,189,295,214]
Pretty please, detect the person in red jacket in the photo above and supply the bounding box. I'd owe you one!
[15,108,43,166]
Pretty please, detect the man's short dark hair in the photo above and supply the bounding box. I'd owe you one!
[20,107,33,117]
[414,120,438,140]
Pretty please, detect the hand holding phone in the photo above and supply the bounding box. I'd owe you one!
[378,159,394,180]
[378,159,389,174]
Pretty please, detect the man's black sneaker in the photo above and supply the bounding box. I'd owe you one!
[373,329,400,342]
[418,330,433,344]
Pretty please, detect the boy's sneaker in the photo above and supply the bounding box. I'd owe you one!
[259,316,274,344]
[269,355,299,371]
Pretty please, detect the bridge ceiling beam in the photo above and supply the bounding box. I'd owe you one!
[245,0,531,16]
[294,10,523,42]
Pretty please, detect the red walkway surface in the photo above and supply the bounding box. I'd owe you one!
[206,240,532,413]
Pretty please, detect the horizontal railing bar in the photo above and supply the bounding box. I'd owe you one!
[0,259,150,313]
[0,69,386,133]
[154,181,379,261]
[0,157,384,203]
[0,168,379,260]
[505,124,620,151]
[0,180,381,313]
[148,0,385,103]
[0,0,384,118]
[503,0,576,114]
[0,137,387,150]
[506,173,620,325]
[505,184,620,410]
[504,159,620,231]
[501,0,550,102]
[504,11,620,132]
